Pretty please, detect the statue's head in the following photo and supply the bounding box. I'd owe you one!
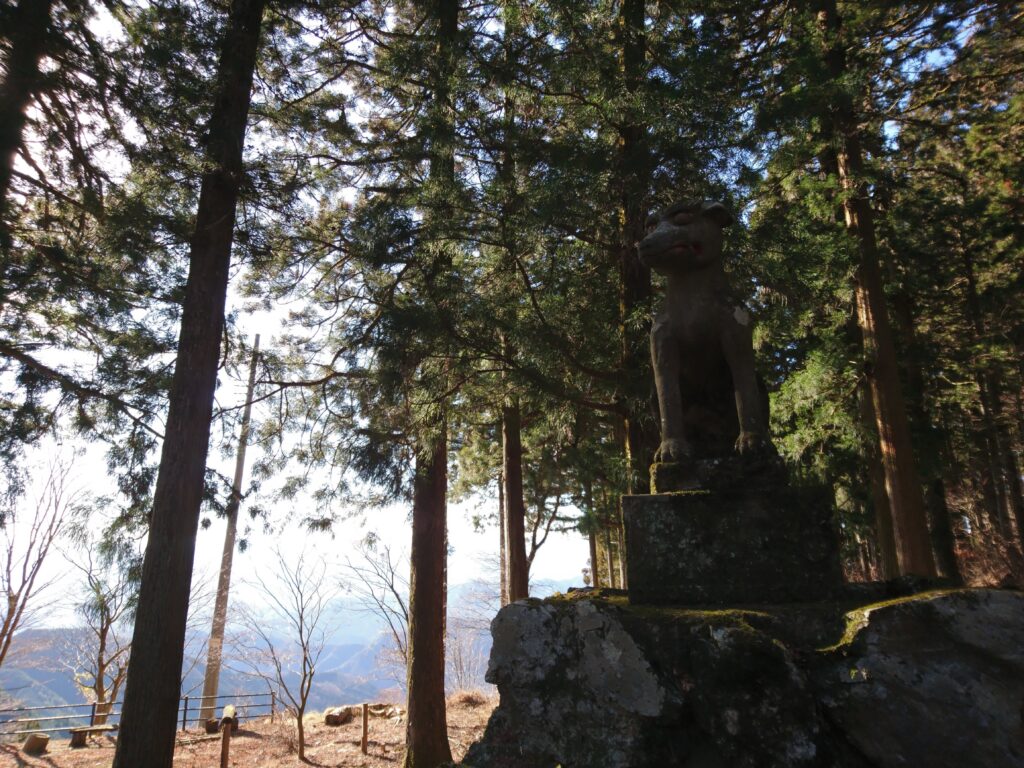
[638,200,734,274]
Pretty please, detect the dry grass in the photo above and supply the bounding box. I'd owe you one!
[5,694,496,768]
[446,690,490,708]
[959,533,1024,588]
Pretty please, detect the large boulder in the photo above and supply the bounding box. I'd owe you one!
[473,598,674,767]
[463,589,1024,768]
[815,589,1024,767]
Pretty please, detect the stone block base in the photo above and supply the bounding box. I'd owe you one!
[623,484,841,605]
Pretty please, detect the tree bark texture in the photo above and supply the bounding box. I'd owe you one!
[200,336,260,721]
[403,436,453,768]
[885,280,961,582]
[615,0,654,496]
[604,526,616,589]
[858,382,898,579]
[848,184,936,577]
[817,0,936,577]
[502,398,529,602]
[111,1,265,766]
[0,0,53,227]
[584,478,601,588]
[498,467,508,606]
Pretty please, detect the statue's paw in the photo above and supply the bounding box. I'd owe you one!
[655,439,691,464]
[735,431,770,455]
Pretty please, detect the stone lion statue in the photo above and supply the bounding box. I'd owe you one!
[638,200,774,466]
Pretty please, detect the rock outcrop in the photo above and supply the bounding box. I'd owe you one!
[463,588,1024,768]
[818,589,1024,767]
[324,703,404,726]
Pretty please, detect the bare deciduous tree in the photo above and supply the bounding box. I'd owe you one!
[445,574,497,695]
[345,536,409,689]
[62,549,133,724]
[446,615,489,694]
[231,549,339,762]
[61,550,215,721]
[1,458,83,669]
[348,541,496,695]
[179,573,216,696]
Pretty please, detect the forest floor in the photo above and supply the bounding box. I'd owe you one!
[3,692,495,768]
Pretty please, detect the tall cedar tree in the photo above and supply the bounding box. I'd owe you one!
[494,0,528,602]
[199,335,260,721]
[614,0,654,498]
[0,0,52,227]
[111,0,265,765]
[742,2,1023,579]
[813,0,935,577]
[879,6,1024,556]
[404,0,459,764]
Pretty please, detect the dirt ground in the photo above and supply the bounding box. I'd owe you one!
[2,693,495,768]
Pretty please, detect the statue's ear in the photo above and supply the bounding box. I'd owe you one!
[702,201,734,228]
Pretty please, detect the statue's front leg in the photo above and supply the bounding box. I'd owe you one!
[721,309,770,455]
[651,318,691,463]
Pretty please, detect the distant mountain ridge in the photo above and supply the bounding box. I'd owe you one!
[0,577,576,717]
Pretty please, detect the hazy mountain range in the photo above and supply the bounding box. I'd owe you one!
[0,578,575,729]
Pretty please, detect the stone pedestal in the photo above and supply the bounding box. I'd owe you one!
[623,482,841,605]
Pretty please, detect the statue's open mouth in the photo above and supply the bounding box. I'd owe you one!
[661,242,702,258]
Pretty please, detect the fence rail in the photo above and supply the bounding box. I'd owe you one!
[178,692,275,732]
[0,691,275,739]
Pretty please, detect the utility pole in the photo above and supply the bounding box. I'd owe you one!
[199,335,260,722]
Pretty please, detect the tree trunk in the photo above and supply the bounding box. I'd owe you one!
[616,531,627,588]
[967,431,999,533]
[614,0,654,496]
[111,1,265,766]
[847,184,935,577]
[403,434,453,768]
[402,0,458,762]
[588,530,600,588]
[94,653,109,725]
[0,0,53,227]
[817,0,936,577]
[858,381,898,579]
[200,336,260,722]
[603,526,616,589]
[988,377,1024,544]
[886,281,962,582]
[958,243,1024,544]
[582,476,601,588]
[495,1,529,604]
[502,398,529,602]
[498,467,508,606]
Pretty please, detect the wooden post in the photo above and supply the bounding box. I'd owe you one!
[361,702,368,755]
[200,336,260,723]
[270,691,275,723]
[181,696,189,731]
[220,723,232,768]
[220,704,237,768]
[89,702,97,727]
